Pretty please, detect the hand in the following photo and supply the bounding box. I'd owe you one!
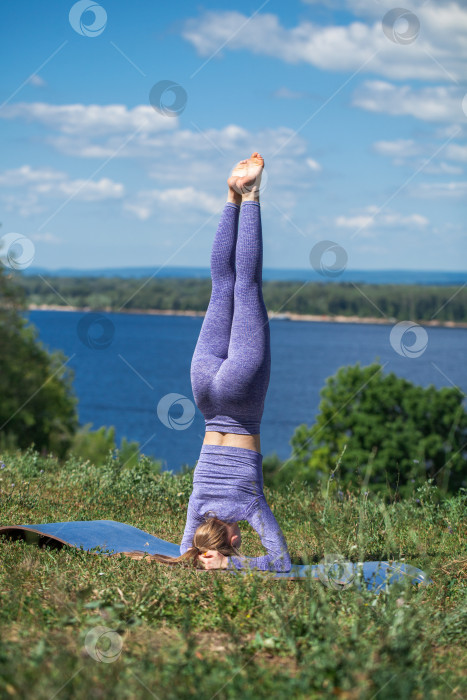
[198,550,228,570]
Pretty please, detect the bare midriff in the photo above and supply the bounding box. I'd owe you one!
[203,431,261,454]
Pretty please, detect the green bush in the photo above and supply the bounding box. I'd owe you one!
[0,265,78,458]
[267,362,467,497]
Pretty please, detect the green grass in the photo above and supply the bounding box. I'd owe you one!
[0,447,466,699]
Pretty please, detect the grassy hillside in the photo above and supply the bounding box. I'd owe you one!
[0,448,465,699]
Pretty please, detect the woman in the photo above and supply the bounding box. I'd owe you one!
[128,153,291,572]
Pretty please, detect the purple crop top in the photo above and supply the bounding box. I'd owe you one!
[180,444,291,572]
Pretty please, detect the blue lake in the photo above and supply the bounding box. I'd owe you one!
[23,311,467,472]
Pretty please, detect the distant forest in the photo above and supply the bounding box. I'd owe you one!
[15,274,467,323]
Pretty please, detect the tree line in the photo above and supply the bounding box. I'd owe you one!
[15,274,467,322]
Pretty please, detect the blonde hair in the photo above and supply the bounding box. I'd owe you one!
[119,516,240,568]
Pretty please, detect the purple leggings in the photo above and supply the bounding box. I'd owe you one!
[190,201,271,435]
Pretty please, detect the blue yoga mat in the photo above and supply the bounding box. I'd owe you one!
[0,520,431,592]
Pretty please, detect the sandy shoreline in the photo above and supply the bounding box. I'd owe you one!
[26,304,467,328]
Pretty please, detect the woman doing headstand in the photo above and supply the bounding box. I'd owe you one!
[183,152,290,572]
[128,153,291,572]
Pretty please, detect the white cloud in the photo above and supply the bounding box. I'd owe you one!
[352,82,465,123]
[36,177,124,201]
[306,157,322,171]
[182,5,467,82]
[372,139,422,158]
[335,207,429,231]
[421,162,463,175]
[409,181,467,198]
[123,203,152,221]
[28,74,46,88]
[0,165,125,217]
[272,87,310,100]
[336,214,374,230]
[30,232,61,244]
[0,164,64,185]
[445,143,467,162]
[1,192,45,218]
[372,138,464,173]
[0,102,175,136]
[125,186,221,220]
[435,124,467,140]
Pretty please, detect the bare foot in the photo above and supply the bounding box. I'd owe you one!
[228,152,264,195]
[227,158,247,195]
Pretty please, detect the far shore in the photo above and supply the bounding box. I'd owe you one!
[26,304,467,329]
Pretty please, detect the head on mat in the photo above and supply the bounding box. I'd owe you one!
[123,516,242,568]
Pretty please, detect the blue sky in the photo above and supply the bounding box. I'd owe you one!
[0,0,466,271]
